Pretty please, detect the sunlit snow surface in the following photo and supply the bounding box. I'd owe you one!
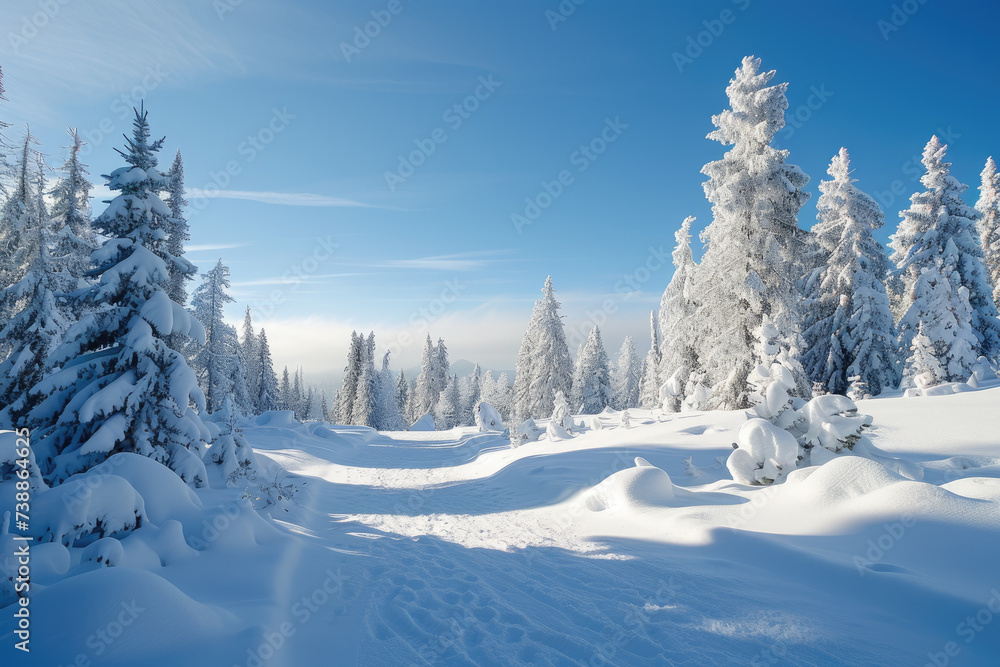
[3,389,1000,665]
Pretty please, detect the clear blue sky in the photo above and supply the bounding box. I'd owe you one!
[2,0,998,377]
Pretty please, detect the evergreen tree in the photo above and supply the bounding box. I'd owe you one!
[412,334,439,418]
[376,350,405,430]
[0,132,42,339]
[320,390,330,422]
[164,151,192,307]
[49,128,96,291]
[241,307,260,409]
[638,312,662,409]
[396,370,409,423]
[189,260,245,413]
[658,216,702,410]
[434,337,450,396]
[513,276,573,422]
[338,331,364,423]
[890,136,1000,364]
[800,148,898,395]
[351,343,377,428]
[256,328,279,412]
[279,366,292,412]
[611,336,641,409]
[291,365,303,418]
[976,156,1000,309]
[17,106,210,483]
[571,326,612,414]
[460,363,482,426]
[696,56,811,409]
[435,373,461,429]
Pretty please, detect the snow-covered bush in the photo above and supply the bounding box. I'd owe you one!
[34,473,147,547]
[727,419,800,485]
[204,397,260,485]
[474,401,504,433]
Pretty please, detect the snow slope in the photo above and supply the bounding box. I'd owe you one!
[3,389,1000,665]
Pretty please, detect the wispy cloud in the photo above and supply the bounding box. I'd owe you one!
[186,243,247,252]
[186,189,376,208]
[231,273,370,287]
[351,250,515,272]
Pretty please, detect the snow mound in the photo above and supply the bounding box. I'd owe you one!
[82,537,125,567]
[585,457,675,511]
[791,456,904,504]
[546,420,572,441]
[727,418,799,485]
[409,413,435,431]
[7,567,239,665]
[90,453,202,524]
[34,474,147,547]
[254,410,299,427]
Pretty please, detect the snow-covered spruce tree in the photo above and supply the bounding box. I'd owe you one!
[696,56,812,409]
[976,156,1000,309]
[256,328,279,412]
[292,366,305,419]
[900,248,979,385]
[279,366,294,412]
[638,312,662,409]
[513,276,574,421]
[338,331,364,423]
[434,337,450,397]
[240,307,260,409]
[320,390,330,422]
[19,106,210,484]
[435,373,461,429]
[190,260,246,414]
[0,133,43,338]
[658,216,702,410]
[0,66,9,190]
[611,336,641,410]
[205,395,259,484]
[905,320,946,389]
[459,363,482,426]
[890,136,1000,364]
[0,194,72,427]
[395,370,408,422]
[350,337,378,428]
[571,326,612,414]
[163,150,194,351]
[49,128,97,291]
[800,148,897,395]
[411,334,439,418]
[376,350,405,430]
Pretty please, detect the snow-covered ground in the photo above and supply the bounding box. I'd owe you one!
[4,389,1000,666]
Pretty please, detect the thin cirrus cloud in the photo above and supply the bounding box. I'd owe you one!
[186,243,247,252]
[353,250,515,272]
[185,188,376,208]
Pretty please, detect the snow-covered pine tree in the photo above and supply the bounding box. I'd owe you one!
[696,56,812,409]
[0,132,43,341]
[638,311,662,409]
[611,336,641,409]
[241,307,260,409]
[320,390,330,422]
[494,372,513,420]
[350,337,378,428]
[901,251,979,386]
[459,363,482,426]
[163,151,193,311]
[338,331,364,422]
[658,216,702,410]
[189,260,245,413]
[0,66,8,192]
[256,328,279,412]
[434,337,450,397]
[279,366,292,412]
[376,350,405,430]
[891,136,1000,364]
[976,156,1000,309]
[19,105,210,484]
[291,366,303,418]
[800,148,898,395]
[905,321,946,389]
[513,276,574,422]
[0,182,71,427]
[571,326,612,414]
[412,334,439,418]
[49,128,97,292]
[205,395,259,483]
[435,373,461,429]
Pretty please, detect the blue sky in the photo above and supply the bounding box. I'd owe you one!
[2,0,999,377]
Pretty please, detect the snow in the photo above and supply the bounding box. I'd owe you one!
[3,387,1000,664]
